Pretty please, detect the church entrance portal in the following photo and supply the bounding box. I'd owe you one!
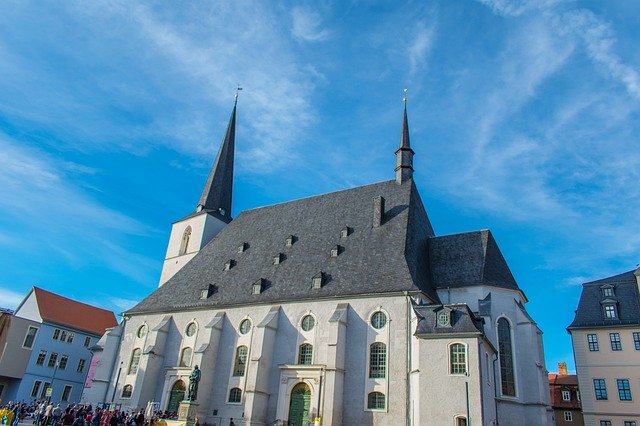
[287,382,311,426]
[167,380,186,413]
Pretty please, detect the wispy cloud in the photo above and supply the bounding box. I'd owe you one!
[291,6,331,42]
[408,22,436,76]
[0,286,25,310]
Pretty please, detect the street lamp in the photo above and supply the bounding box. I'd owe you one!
[48,360,60,404]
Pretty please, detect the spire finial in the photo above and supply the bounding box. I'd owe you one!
[403,88,408,106]
[234,85,243,106]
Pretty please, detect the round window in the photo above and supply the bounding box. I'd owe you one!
[371,311,387,329]
[239,319,251,335]
[301,315,315,332]
[185,322,197,337]
[136,325,147,339]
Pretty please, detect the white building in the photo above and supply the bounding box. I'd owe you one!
[84,99,552,425]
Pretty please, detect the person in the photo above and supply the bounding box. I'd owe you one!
[228,419,235,426]
[134,411,143,426]
[44,403,54,426]
[52,405,62,426]
[61,408,75,426]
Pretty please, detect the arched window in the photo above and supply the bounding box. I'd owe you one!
[228,387,242,403]
[179,347,192,367]
[367,392,386,410]
[497,318,516,396]
[369,342,387,378]
[450,343,467,375]
[179,226,192,256]
[233,346,248,376]
[128,348,141,375]
[298,344,313,365]
[455,416,468,426]
[121,385,133,398]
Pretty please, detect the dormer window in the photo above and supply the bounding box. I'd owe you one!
[238,242,248,253]
[273,253,284,265]
[200,284,217,299]
[218,208,226,216]
[603,304,617,319]
[252,278,264,295]
[437,310,451,327]
[330,245,342,258]
[224,259,236,271]
[285,235,297,247]
[340,226,352,238]
[312,272,324,289]
[601,285,615,298]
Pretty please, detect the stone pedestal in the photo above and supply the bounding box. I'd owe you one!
[177,401,199,426]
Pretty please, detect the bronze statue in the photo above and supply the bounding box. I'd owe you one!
[187,365,201,401]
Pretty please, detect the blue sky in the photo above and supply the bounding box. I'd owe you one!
[0,0,638,373]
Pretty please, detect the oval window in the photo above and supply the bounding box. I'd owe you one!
[371,311,387,329]
[185,322,197,337]
[301,315,315,332]
[137,325,147,339]
[239,319,251,335]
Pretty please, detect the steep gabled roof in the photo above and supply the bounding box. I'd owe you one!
[568,269,640,329]
[128,180,439,314]
[428,229,522,295]
[27,287,117,336]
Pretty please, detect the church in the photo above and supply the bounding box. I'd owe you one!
[82,97,552,426]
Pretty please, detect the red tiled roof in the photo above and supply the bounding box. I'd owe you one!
[548,373,579,386]
[34,287,118,336]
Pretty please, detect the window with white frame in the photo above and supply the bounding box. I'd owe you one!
[233,346,248,376]
[367,392,385,410]
[600,420,611,426]
[40,382,50,399]
[610,333,622,351]
[369,342,386,378]
[603,304,616,319]
[77,359,86,373]
[564,411,573,421]
[228,387,242,403]
[52,329,60,340]
[59,355,68,370]
[298,344,313,365]
[624,421,637,426]
[36,350,47,366]
[48,352,58,368]
[587,334,599,351]
[83,336,91,347]
[128,348,141,375]
[633,332,640,350]
[562,390,570,401]
[450,343,467,375]
[31,380,42,398]
[23,326,38,349]
[602,287,614,297]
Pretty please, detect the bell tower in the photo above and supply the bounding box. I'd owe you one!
[159,97,238,286]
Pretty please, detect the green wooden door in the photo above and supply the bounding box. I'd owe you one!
[167,381,186,413]
[288,383,311,426]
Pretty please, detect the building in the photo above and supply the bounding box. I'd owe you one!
[0,287,117,405]
[568,268,640,426]
[549,362,584,425]
[84,99,551,425]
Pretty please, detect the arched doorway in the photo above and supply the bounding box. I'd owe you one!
[167,380,186,413]
[287,382,311,426]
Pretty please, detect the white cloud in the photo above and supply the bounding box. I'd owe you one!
[408,22,436,76]
[291,6,331,42]
[109,297,140,312]
[0,286,25,310]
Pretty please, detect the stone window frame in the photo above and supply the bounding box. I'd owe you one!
[300,314,316,332]
[454,416,468,426]
[228,387,242,404]
[179,347,193,367]
[179,226,192,256]
[366,391,385,410]
[232,345,248,377]
[496,316,517,398]
[298,343,313,365]
[370,311,387,330]
[239,319,252,335]
[369,342,387,379]
[449,342,467,375]
[185,321,198,338]
[137,324,148,339]
[121,384,133,399]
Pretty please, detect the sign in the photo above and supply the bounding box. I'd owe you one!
[45,387,53,397]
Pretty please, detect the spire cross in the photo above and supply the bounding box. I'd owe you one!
[235,85,243,105]
[403,88,408,105]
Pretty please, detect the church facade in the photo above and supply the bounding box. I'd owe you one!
[84,100,552,425]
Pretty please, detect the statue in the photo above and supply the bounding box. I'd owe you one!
[187,365,201,402]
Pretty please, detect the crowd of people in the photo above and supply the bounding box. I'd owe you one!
[0,401,154,426]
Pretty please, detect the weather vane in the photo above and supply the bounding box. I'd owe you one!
[403,88,408,105]
[235,85,243,105]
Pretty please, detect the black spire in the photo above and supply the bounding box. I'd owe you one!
[196,98,237,221]
[395,94,414,184]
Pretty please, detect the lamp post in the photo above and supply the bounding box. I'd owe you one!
[48,361,60,404]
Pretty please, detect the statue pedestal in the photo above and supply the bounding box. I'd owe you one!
[177,401,199,426]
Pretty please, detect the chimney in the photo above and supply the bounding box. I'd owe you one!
[373,196,385,228]
[558,361,567,376]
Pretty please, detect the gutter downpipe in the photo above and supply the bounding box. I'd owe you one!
[492,353,499,425]
[108,315,128,405]
[465,381,470,426]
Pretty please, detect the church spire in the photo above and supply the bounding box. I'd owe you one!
[395,91,415,184]
[196,94,238,221]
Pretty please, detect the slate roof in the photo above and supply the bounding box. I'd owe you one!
[32,287,118,336]
[428,229,522,294]
[129,180,439,314]
[413,303,484,336]
[568,269,640,329]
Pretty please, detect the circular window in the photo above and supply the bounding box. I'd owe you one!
[371,311,387,329]
[185,322,197,337]
[301,315,315,332]
[239,319,251,335]
[136,325,147,338]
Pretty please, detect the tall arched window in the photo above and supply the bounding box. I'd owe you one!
[497,318,516,396]
[369,342,387,378]
[121,384,133,398]
[450,343,467,375]
[298,344,313,365]
[128,348,141,375]
[179,347,192,367]
[367,392,386,410]
[228,387,242,403]
[233,346,248,376]
[179,226,192,256]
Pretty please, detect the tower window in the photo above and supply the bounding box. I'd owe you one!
[369,342,387,378]
[298,344,313,365]
[179,226,192,256]
[450,343,467,375]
